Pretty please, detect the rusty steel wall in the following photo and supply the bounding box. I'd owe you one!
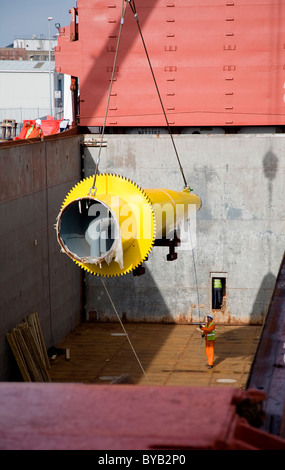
[0,134,83,380]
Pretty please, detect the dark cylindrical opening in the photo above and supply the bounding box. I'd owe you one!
[58,198,117,263]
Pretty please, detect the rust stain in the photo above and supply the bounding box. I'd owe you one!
[87,309,262,326]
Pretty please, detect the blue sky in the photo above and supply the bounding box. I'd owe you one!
[0,0,76,47]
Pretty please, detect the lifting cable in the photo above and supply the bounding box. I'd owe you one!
[101,278,151,385]
[90,1,200,364]
[89,0,128,196]
[90,0,189,194]
[88,1,151,382]
[127,0,189,190]
[189,218,201,323]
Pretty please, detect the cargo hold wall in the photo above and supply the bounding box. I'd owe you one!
[83,133,285,325]
[0,134,83,381]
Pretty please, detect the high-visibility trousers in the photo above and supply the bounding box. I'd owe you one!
[205,340,215,366]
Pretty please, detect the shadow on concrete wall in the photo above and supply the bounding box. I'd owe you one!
[263,149,278,209]
[87,264,173,323]
[245,149,279,325]
[250,271,276,324]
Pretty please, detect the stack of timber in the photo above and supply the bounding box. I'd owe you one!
[6,312,51,382]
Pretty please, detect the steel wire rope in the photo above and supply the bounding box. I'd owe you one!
[101,278,151,385]
[188,217,201,323]
[188,217,204,358]
[87,1,199,374]
[87,1,151,384]
[89,0,128,196]
[127,0,189,190]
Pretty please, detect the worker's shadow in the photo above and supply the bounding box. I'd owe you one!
[212,327,255,368]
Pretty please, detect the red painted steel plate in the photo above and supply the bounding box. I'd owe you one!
[56,0,285,127]
[1,383,284,450]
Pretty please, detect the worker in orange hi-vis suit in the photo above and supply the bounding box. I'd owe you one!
[200,315,216,369]
[25,119,43,139]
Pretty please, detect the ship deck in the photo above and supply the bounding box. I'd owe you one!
[49,322,262,389]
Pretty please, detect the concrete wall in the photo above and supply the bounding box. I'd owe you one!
[0,134,83,380]
[83,133,285,325]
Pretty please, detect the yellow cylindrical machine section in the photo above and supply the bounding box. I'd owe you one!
[56,174,201,277]
[144,187,202,239]
[92,193,137,252]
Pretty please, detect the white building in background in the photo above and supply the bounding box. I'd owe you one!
[13,37,57,52]
[0,60,72,133]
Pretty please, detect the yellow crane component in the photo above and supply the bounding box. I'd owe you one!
[56,174,201,277]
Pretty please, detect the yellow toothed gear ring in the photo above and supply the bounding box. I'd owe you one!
[56,173,156,277]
